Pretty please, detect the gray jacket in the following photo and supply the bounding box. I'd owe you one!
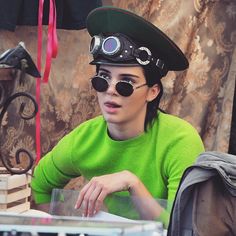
[167,151,236,236]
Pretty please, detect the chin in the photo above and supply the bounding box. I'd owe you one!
[103,114,122,124]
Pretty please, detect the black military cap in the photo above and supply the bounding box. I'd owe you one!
[86,6,189,76]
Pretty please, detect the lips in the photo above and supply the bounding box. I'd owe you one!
[104,101,121,108]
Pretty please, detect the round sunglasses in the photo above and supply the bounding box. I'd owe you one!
[91,75,147,97]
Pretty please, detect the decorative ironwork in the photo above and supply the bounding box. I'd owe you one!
[0,42,40,175]
[0,92,38,174]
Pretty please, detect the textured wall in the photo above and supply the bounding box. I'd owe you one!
[0,0,235,174]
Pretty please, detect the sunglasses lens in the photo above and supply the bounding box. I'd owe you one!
[116,82,133,97]
[91,76,108,92]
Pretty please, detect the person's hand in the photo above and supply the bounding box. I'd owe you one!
[74,170,138,217]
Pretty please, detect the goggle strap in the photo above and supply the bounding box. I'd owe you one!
[134,47,165,70]
[154,58,165,70]
[90,34,167,73]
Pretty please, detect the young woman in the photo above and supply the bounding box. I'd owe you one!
[31,6,205,227]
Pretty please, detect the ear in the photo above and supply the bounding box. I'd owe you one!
[147,84,160,102]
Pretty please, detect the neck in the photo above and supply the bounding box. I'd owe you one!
[107,116,146,141]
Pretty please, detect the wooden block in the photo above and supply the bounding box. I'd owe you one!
[0,167,31,190]
[0,167,32,213]
[0,186,31,204]
[1,201,30,213]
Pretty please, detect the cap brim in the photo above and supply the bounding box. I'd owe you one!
[89,58,140,67]
[86,6,188,71]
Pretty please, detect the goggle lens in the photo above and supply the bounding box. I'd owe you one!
[91,76,134,97]
[103,38,117,52]
[102,37,120,55]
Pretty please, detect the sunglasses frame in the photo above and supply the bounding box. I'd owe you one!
[90,75,147,97]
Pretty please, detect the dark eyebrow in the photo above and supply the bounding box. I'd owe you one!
[120,73,140,78]
[99,68,140,78]
[99,68,111,74]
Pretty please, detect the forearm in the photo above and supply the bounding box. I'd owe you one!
[125,171,164,220]
[125,171,169,228]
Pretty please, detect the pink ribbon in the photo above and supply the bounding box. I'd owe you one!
[36,0,58,164]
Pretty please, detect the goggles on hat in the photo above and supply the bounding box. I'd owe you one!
[89,33,165,70]
[91,75,147,97]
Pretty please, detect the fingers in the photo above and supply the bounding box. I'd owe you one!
[75,180,108,217]
[86,185,102,216]
[75,181,92,210]
[81,183,96,217]
[94,189,107,213]
[74,172,130,217]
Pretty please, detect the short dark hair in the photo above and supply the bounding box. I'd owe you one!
[142,64,164,131]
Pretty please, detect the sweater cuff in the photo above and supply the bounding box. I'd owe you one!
[155,209,170,229]
[32,191,51,204]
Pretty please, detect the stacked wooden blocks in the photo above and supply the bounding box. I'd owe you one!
[0,167,31,213]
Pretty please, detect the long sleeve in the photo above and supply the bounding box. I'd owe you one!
[31,131,80,204]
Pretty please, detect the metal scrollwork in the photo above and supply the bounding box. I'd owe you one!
[0,42,40,175]
[0,92,38,174]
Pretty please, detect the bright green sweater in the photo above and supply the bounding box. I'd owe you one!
[31,112,204,221]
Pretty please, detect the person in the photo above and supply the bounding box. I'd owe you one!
[31,6,205,228]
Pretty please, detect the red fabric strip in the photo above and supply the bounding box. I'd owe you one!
[42,0,58,83]
[35,0,44,164]
[36,0,58,164]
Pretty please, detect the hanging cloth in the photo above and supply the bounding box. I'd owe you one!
[34,0,102,163]
[0,0,102,31]
[0,0,102,163]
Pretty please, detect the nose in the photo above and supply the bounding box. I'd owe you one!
[106,79,118,95]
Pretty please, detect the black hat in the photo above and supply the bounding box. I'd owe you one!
[0,42,41,78]
[86,6,189,74]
